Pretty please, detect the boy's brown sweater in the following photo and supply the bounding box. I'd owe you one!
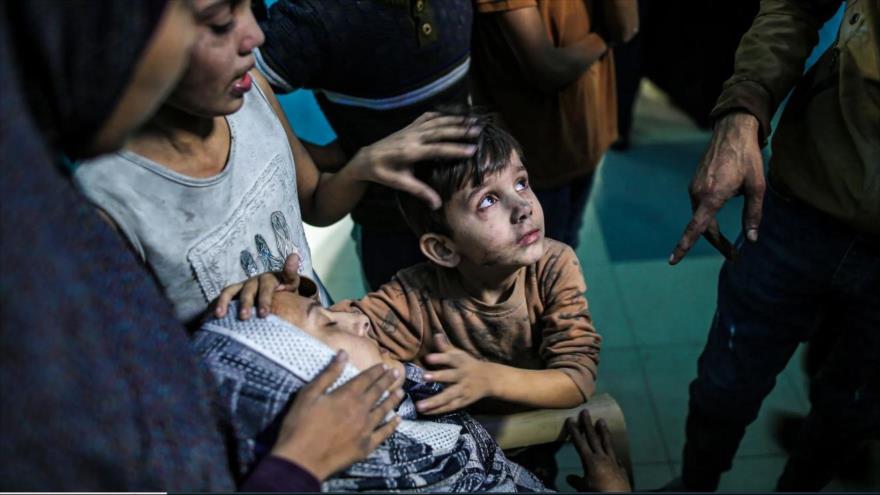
[332,240,600,400]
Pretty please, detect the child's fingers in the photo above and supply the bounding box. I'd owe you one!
[415,386,460,413]
[579,409,602,454]
[238,277,259,320]
[597,418,618,462]
[214,282,243,317]
[407,111,441,127]
[256,272,281,318]
[423,352,453,367]
[414,114,475,131]
[281,254,301,286]
[565,416,593,456]
[432,333,453,352]
[418,124,482,143]
[383,173,442,211]
[421,396,467,416]
[422,368,459,383]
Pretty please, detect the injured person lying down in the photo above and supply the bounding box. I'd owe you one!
[192,280,549,492]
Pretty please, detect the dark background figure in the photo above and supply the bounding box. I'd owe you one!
[613,0,761,149]
[0,1,235,489]
[255,0,473,290]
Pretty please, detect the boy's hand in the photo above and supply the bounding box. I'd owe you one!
[214,253,301,320]
[565,409,631,492]
[417,334,495,415]
[347,112,480,210]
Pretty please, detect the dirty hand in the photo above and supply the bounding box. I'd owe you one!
[669,111,765,265]
[347,112,481,210]
[271,351,404,481]
[214,253,302,320]
[565,409,631,492]
[417,334,494,415]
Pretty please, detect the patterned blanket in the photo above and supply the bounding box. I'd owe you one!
[192,305,549,492]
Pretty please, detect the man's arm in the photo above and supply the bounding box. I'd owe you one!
[712,0,844,142]
[669,0,844,265]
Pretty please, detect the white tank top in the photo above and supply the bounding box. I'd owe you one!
[75,83,324,322]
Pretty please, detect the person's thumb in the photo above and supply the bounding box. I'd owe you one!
[282,253,301,286]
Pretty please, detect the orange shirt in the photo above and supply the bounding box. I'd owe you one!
[332,240,601,400]
[471,0,618,188]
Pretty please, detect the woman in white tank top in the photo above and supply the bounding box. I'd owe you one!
[75,1,478,325]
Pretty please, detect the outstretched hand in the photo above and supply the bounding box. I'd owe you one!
[669,112,765,265]
[565,409,631,492]
[348,112,481,210]
[214,253,302,320]
[271,351,404,481]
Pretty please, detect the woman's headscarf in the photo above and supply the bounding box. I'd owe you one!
[2,0,166,156]
[0,1,236,490]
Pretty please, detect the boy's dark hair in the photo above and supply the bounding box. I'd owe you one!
[397,111,523,238]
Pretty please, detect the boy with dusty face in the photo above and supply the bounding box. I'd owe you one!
[332,117,601,416]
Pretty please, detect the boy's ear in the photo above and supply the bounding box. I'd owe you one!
[419,233,460,268]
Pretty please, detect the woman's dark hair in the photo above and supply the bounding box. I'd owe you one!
[396,110,523,238]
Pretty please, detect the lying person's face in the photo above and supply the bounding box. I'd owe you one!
[167,0,265,116]
[443,152,546,269]
[271,292,402,375]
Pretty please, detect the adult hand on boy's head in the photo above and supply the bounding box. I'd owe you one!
[417,334,495,415]
[348,112,480,210]
[214,253,302,320]
[669,112,764,265]
[565,409,631,492]
[270,351,404,481]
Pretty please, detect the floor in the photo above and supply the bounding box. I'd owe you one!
[288,80,878,492]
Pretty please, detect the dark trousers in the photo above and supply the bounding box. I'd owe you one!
[682,183,880,491]
[355,225,426,291]
[534,174,595,249]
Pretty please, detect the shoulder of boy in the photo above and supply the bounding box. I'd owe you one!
[536,239,586,290]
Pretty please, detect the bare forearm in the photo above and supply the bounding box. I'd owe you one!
[487,363,584,409]
[302,164,368,226]
[528,34,607,92]
[301,139,348,173]
[498,7,608,93]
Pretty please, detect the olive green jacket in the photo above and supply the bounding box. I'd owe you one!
[712,0,879,235]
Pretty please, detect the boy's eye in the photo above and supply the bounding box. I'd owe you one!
[210,20,235,34]
[515,178,529,191]
[478,195,498,210]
